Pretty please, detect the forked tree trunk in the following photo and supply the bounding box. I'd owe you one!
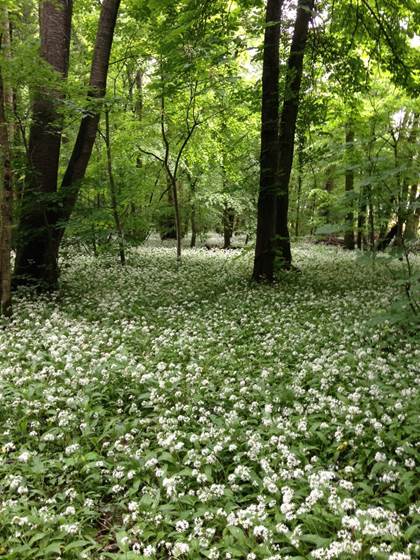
[344,124,355,250]
[14,0,120,289]
[0,50,13,316]
[14,0,72,288]
[252,0,283,281]
[274,0,314,269]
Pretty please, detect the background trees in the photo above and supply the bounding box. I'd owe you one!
[0,0,418,303]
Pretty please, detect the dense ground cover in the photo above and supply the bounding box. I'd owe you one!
[0,245,418,560]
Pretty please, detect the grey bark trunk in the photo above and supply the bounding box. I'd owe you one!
[0,45,13,316]
[344,124,355,250]
[252,0,283,281]
[274,0,314,268]
[14,0,72,288]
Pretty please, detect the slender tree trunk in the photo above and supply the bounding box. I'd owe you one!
[344,124,355,250]
[399,114,418,242]
[0,49,13,317]
[59,0,120,230]
[190,178,198,248]
[367,187,375,249]
[135,69,143,118]
[160,179,177,240]
[223,205,235,249]
[2,8,13,144]
[357,186,367,250]
[252,0,283,281]
[274,0,314,268]
[163,174,182,261]
[405,187,419,240]
[295,134,304,238]
[14,0,72,288]
[322,165,335,223]
[377,223,398,251]
[104,109,125,265]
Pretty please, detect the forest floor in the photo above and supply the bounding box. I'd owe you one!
[0,244,418,560]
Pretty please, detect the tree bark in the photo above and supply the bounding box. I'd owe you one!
[357,186,367,250]
[0,44,13,316]
[344,124,355,250]
[252,0,283,281]
[189,177,198,248]
[104,109,125,265]
[1,8,13,144]
[14,0,72,288]
[223,205,235,249]
[57,0,121,247]
[274,0,314,268]
[14,0,120,288]
[294,134,304,238]
[405,187,419,240]
[377,222,398,251]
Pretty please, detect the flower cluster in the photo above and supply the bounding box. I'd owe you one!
[0,245,418,558]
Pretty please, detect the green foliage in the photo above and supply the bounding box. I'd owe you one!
[0,245,419,558]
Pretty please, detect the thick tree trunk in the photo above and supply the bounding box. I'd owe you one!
[104,109,125,265]
[14,0,72,288]
[252,0,283,281]
[15,0,120,289]
[274,0,314,268]
[344,124,355,250]
[0,52,13,316]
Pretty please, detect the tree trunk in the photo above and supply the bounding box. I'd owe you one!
[368,186,375,249]
[252,0,283,281]
[14,0,72,288]
[398,114,418,242]
[295,134,304,238]
[2,8,13,144]
[160,178,177,240]
[405,187,419,240]
[274,0,314,268]
[190,178,198,248]
[104,109,125,265]
[171,178,182,262]
[357,186,367,250]
[377,223,398,251]
[322,165,335,223]
[135,69,144,118]
[0,48,13,317]
[223,205,235,249]
[344,124,355,250]
[57,0,120,247]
